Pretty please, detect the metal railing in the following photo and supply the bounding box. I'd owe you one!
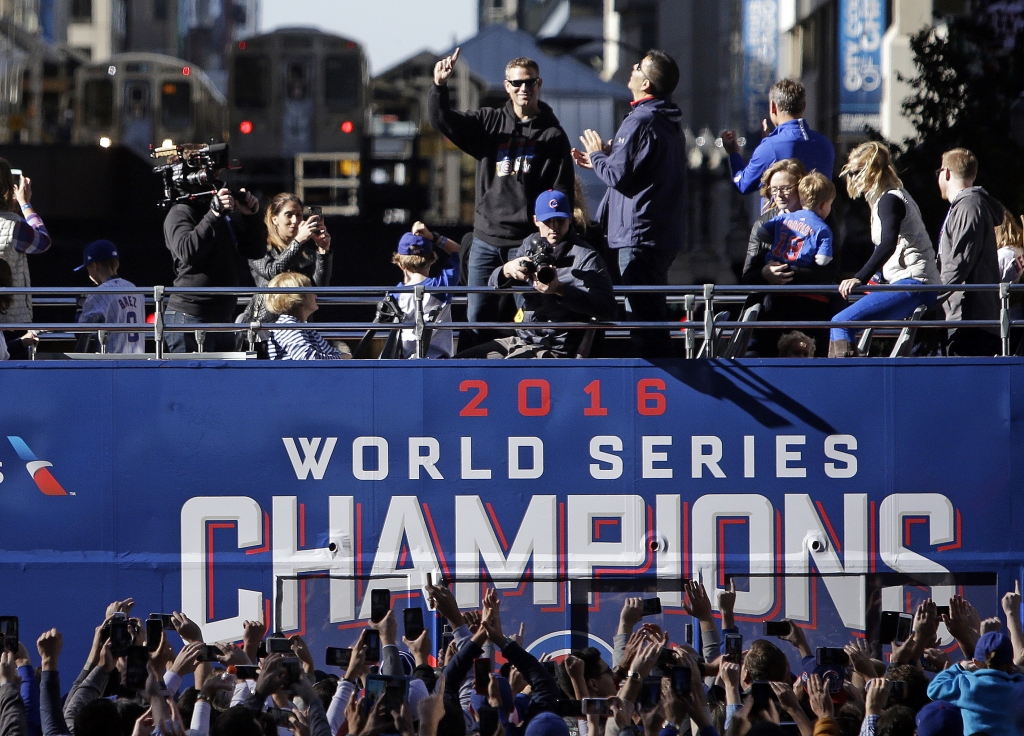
[2,282,1021,360]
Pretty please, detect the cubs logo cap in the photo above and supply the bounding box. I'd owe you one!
[75,239,119,271]
[534,189,571,221]
[397,232,434,256]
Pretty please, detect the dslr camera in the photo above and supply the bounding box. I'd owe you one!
[522,234,558,285]
[151,142,235,210]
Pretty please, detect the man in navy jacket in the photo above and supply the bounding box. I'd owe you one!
[574,50,686,358]
[722,79,835,198]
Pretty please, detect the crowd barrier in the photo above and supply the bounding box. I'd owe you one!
[3,281,1023,358]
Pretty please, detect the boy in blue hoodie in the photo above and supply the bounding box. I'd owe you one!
[757,171,836,272]
[927,631,1024,736]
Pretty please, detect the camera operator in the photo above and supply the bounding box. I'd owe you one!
[162,163,264,353]
[455,190,615,358]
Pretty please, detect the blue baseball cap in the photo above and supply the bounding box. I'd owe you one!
[75,240,119,271]
[915,702,963,736]
[397,232,434,255]
[534,190,571,221]
[974,631,1014,667]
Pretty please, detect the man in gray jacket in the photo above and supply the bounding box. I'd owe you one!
[455,190,616,358]
[937,148,1004,356]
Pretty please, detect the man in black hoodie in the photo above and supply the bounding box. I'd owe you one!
[428,49,576,341]
[936,148,1004,356]
[163,185,265,352]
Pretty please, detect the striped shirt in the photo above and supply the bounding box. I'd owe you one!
[267,314,343,361]
[14,209,50,254]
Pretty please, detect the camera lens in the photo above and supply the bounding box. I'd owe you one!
[537,265,557,284]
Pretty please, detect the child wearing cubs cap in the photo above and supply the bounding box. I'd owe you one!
[390,223,461,358]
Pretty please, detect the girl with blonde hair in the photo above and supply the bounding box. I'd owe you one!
[829,142,940,357]
[244,193,332,323]
[265,272,342,360]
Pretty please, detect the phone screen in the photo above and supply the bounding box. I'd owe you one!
[365,675,388,705]
[365,629,381,662]
[725,634,743,662]
[267,637,292,654]
[233,665,259,679]
[751,681,773,710]
[326,647,352,668]
[146,618,163,652]
[479,706,500,736]
[150,613,174,629]
[764,621,792,637]
[385,679,407,712]
[404,607,425,641]
[685,623,693,645]
[474,658,491,694]
[642,597,662,616]
[108,617,131,657]
[582,698,611,717]
[639,677,662,710]
[125,646,149,690]
[0,618,18,653]
[671,666,691,695]
[371,589,391,623]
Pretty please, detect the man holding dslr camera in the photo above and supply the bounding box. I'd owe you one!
[161,146,265,353]
[455,190,616,358]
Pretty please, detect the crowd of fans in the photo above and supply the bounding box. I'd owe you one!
[1,579,1021,736]
[0,48,1020,360]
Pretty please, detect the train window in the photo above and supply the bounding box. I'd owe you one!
[324,56,360,110]
[234,55,269,108]
[125,81,150,119]
[286,62,308,100]
[161,81,191,129]
[83,79,113,127]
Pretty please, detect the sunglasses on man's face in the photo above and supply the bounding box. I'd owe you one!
[507,78,539,88]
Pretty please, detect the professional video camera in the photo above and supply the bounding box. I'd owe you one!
[150,142,237,210]
[521,234,558,284]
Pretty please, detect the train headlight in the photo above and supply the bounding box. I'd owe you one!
[107,66,116,76]
[161,139,173,148]
[341,121,354,134]
[99,137,112,148]
[239,121,253,135]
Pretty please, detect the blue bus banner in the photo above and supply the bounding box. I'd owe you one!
[0,360,1018,670]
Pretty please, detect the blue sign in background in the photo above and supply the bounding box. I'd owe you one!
[839,0,887,132]
[743,0,779,133]
[0,359,1018,675]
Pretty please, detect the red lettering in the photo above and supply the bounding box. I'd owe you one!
[459,380,489,417]
[518,379,550,417]
[583,379,608,416]
[637,378,666,416]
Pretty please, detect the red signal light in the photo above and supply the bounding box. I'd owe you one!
[240,120,253,134]
[341,121,354,134]
[238,41,247,50]
[182,66,191,76]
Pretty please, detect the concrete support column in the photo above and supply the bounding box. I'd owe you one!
[880,0,932,143]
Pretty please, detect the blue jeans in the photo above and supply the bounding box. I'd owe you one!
[467,237,517,332]
[163,309,237,353]
[618,247,678,358]
[830,279,936,343]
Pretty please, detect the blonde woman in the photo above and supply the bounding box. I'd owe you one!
[830,142,940,357]
[995,211,1023,283]
[245,193,332,323]
[264,272,342,360]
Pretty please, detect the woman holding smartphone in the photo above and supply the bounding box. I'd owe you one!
[244,193,332,323]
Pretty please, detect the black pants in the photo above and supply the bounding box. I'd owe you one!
[618,247,678,359]
[947,328,1001,357]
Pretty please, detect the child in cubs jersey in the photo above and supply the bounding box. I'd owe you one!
[758,171,837,270]
[75,240,144,354]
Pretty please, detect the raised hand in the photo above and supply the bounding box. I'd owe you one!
[433,48,460,86]
[720,130,740,154]
[1002,580,1021,619]
[481,588,506,644]
[683,580,713,622]
[37,628,62,671]
[171,612,203,644]
[844,639,876,679]
[806,673,834,719]
[719,578,737,629]
[425,584,465,629]
[864,678,890,716]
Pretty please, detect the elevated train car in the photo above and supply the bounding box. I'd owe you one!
[73,53,226,161]
[228,28,370,213]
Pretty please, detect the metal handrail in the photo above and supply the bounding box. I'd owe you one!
[1,282,1020,359]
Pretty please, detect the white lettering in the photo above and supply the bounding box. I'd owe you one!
[408,437,443,480]
[744,436,755,478]
[460,437,491,480]
[568,495,646,601]
[824,435,858,478]
[180,496,264,642]
[508,437,544,479]
[454,495,558,607]
[692,436,726,478]
[776,435,806,478]
[282,437,337,480]
[361,497,440,619]
[656,495,682,606]
[589,436,623,480]
[352,437,388,481]
[642,436,673,479]
[692,494,775,616]
[273,496,354,630]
